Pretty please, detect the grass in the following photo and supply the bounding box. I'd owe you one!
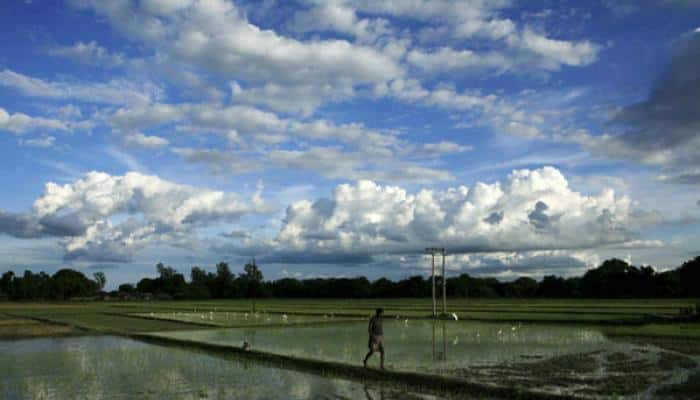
[0,313,81,339]
[1,298,698,336]
[601,323,700,339]
[102,297,697,326]
[0,305,211,333]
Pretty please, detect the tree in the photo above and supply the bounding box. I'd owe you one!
[1,271,13,291]
[508,277,538,297]
[156,262,176,280]
[242,258,263,312]
[538,275,569,297]
[49,269,98,300]
[189,266,213,299]
[93,272,106,291]
[153,263,188,298]
[214,262,236,298]
[679,256,700,297]
[0,271,14,300]
[581,258,635,298]
[118,283,135,293]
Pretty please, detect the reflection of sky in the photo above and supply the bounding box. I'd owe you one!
[158,320,633,372]
[0,336,430,400]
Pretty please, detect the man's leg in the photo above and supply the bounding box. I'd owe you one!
[363,342,374,367]
[378,345,385,369]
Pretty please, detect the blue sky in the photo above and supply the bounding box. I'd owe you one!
[1,0,699,289]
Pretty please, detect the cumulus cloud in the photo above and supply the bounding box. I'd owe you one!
[0,171,267,262]
[0,211,87,239]
[248,167,640,263]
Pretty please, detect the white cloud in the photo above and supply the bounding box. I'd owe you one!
[260,167,639,261]
[231,81,354,117]
[48,41,125,67]
[19,135,56,148]
[59,0,602,121]
[351,0,600,73]
[289,0,393,44]
[70,0,403,90]
[111,101,461,182]
[407,30,601,75]
[0,107,68,134]
[13,170,268,261]
[421,141,473,155]
[123,132,170,149]
[407,47,511,74]
[0,68,161,106]
[511,28,601,70]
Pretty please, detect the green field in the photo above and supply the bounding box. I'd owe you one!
[1,299,699,399]
[2,298,699,342]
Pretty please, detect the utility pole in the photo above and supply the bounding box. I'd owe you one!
[431,251,436,317]
[426,247,446,318]
[442,248,447,315]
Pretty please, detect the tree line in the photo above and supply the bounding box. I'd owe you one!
[0,269,105,301]
[1,257,699,301]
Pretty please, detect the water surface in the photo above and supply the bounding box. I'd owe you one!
[155,320,632,373]
[0,335,439,399]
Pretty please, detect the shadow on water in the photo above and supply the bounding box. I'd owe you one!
[432,321,448,362]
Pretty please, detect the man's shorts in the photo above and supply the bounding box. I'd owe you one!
[368,334,384,350]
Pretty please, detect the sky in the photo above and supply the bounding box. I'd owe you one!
[1,0,699,289]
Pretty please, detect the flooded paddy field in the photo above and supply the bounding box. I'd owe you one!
[3,302,699,398]
[154,320,631,369]
[152,320,700,399]
[0,335,443,400]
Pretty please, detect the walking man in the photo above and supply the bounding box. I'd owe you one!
[363,307,385,369]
